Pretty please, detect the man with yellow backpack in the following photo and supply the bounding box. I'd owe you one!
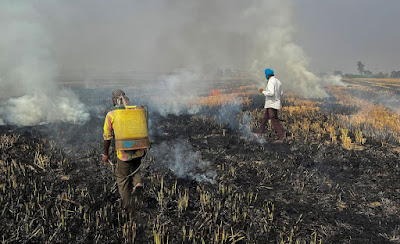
[102,89,149,210]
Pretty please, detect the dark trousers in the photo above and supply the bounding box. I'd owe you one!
[257,108,284,139]
[115,157,142,209]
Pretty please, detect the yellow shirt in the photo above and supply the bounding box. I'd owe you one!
[103,109,145,161]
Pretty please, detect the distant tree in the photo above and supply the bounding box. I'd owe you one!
[390,70,400,78]
[357,61,365,74]
[374,72,386,78]
[364,70,373,77]
[344,73,364,78]
[333,70,343,76]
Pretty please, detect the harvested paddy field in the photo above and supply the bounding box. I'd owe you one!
[1,79,400,243]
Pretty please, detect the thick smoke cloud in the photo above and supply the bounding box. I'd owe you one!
[246,1,345,97]
[0,0,345,126]
[39,0,338,98]
[0,1,89,126]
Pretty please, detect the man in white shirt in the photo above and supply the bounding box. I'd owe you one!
[256,68,284,141]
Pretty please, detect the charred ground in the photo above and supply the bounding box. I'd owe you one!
[1,83,400,243]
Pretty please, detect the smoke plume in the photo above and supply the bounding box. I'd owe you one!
[36,0,339,100]
[0,0,348,125]
[150,69,205,116]
[150,139,216,184]
[0,1,89,126]
[247,1,345,98]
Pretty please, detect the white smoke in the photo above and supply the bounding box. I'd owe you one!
[0,0,346,125]
[239,113,266,143]
[0,1,89,126]
[216,98,243,129]
[29,0,339,101]
[152,69,204,116]
[247,1,342,98]
[5,90,89,126]
[321,74,346,87]
[383,96,400,113]
[150,139,216,184]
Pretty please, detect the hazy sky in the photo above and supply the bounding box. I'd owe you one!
[293,0,400,74]
[31,0,400,74]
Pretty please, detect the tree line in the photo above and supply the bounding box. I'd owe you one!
[334,61,400,78]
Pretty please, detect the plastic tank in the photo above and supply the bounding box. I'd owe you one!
[113,105,150,150]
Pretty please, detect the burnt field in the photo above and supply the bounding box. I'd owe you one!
[1,80,400,243]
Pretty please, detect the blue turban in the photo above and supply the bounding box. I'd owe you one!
[264,68,274,79]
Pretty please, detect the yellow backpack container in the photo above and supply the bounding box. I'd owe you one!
[113,105,150,150]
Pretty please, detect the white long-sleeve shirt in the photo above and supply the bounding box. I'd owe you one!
[262,76,283,109]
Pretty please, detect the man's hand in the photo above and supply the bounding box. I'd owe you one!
[102,154,109,163]
[259,88,264,93]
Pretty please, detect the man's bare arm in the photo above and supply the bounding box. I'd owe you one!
[104,140,111,155]
[102,140,111,162]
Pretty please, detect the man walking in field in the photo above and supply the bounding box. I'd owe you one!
[256,68,285,142]
[102,89,144,210]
